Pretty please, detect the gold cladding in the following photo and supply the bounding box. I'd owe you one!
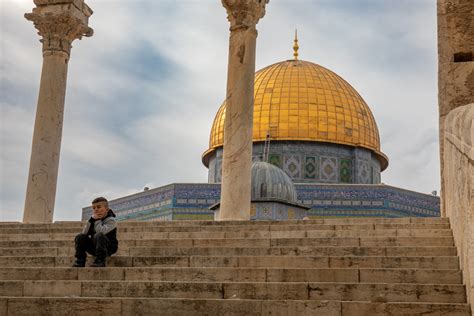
[205,60,388,170]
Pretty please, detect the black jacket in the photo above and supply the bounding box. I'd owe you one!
[82,209,118,250]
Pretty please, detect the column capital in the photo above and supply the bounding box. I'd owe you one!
[222,0,269,31]
[25,0,93,56]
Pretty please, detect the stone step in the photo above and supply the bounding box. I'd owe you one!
[0,223,452,234]
[0,217,449,229]
[0,255,459,269]
[0,217,466,315]
[0,281,465,303]
[323,217,449,225]
[0,267,462,284]
[0,237,455,250]
[0,248,61,256]
[270,237,455,247]
[0,245,456,257]
[0,297,469,316]
[0,236,454,248]
[0,246,457,257]
[0,228,453,241]
[129,245,458,257]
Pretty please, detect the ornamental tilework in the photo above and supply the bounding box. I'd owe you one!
[356,149,371,160]
[283,154,302,179]
[83,183,440,221]
[257,205,274,220]
[288,209,295,219]
[357,160,371,184]
[339,159,353,183]
[251,202,307,220]
[320,157,337,182]
[209,142,382,185]
[268,154,282,168]
[304,156,318,179]
[372,165,381,184]
[208,156,216,183]
[250,204,257,217]
[216,159,223,183]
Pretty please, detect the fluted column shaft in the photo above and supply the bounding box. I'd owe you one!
[219,0,268,220]
[23,0,93,223]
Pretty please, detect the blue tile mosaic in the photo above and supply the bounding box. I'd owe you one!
[82,183,440,221]
[207,142,382,184]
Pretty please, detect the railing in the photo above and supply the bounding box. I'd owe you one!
[443,103,474,304]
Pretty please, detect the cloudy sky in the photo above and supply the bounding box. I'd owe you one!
[1,0,439,221]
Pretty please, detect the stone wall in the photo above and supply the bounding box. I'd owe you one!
[443,104,474,303]
[437,0,474,215]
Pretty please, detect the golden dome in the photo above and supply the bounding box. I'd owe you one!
[203,59,388,170]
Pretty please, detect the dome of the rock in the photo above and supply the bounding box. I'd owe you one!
[251,161,298,203]
[203,57,389,185]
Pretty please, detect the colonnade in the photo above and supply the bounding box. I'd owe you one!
[23,0,269,222]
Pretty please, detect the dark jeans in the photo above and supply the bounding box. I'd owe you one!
[74,233,117,261]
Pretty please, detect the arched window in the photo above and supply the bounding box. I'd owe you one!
[260,183,267,198]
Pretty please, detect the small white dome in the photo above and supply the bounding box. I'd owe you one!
[251,161,297,203]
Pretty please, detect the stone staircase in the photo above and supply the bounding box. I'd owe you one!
[0,217,470,315]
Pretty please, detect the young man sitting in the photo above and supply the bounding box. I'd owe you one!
[72,197,118,267]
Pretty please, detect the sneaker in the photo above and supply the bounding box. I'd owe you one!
[90,258,106,267]
[72,259,86,267]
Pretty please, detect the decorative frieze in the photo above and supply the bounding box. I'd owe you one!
[208,142,382,184]
[84,183,441,221]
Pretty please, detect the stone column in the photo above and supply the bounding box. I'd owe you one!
[218,0,269,220]
[23,0,93,223]
[437,0,474,215]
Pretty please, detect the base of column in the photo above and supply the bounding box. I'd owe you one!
[216,218,250,221]
[214,208,250,221]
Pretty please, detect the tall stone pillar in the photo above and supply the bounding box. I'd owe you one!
[23,0,93,223]
[218,0,269,221]
[437,0,474,215]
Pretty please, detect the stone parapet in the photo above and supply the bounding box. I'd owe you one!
[437,0,474,117]
[443,104,474,305]
[438,0,474,215]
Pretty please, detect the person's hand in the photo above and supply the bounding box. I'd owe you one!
[91,211,102,220]
[92,209,107,219]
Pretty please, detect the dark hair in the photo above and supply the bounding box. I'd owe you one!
[92,197,108,204]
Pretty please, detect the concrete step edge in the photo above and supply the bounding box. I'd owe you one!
[0,297,469,315]
[0,225,452,231]
[0,281,466,304]
[0,267,463,284]
[0,237,456,241]
[0,217,450,225]
[0,280,467,286]
[0,255,460,259]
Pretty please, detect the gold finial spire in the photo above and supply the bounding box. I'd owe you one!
[293,29,299,60]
